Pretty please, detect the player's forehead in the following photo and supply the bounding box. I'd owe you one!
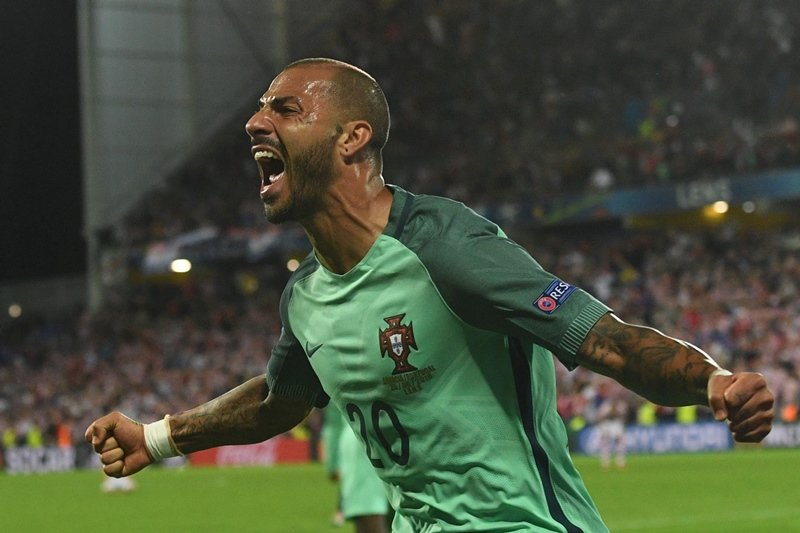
[261,65,336,107]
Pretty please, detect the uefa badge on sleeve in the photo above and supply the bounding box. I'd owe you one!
[533,280,576,314]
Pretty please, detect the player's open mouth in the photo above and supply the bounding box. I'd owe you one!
[254,150,286,200]
[254,150,286,185]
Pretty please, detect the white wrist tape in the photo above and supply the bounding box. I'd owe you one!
[143,415,182,461]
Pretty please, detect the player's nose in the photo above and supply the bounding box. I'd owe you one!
[245,108,275,141]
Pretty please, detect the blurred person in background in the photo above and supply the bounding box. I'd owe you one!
[323,407,391,533]
[587,378,629,470]
[86,58,773,532]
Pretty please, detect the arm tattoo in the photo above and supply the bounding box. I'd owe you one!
[577,313,719,406]
[167,376,312,454]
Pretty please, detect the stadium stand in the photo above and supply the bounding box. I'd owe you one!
[2,0,800,464]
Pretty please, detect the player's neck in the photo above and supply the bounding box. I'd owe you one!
[302,176,392,275]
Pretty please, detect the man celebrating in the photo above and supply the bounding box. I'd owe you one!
[86,58,773,532]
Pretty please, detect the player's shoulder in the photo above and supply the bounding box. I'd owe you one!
[405,188,482,221]
[392,186,501,244]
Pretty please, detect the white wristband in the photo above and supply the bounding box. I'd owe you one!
[144,415,182,462]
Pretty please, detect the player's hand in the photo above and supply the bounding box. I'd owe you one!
[707,372,774,442]
[84,411,153,477]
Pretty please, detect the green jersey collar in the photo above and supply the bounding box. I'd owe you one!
[384,184,415,239]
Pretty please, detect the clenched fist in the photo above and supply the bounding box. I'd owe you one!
[707,371,774,442]
[85,411,153,477]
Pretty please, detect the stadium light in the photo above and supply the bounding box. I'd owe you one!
[286,258,300,272]
[701,201,729,220]
[8,303,22,318]
[742,201,756,213]
[170,258,192,273]
[711,201,729,214]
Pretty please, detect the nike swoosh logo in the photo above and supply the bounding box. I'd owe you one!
[305,341,324,358]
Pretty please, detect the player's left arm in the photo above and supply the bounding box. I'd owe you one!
[577,312,774,442]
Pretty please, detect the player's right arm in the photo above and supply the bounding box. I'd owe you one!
[169,375,312,453]
[85,375,313,478]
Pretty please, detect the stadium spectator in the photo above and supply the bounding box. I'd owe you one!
[84,58,773,532]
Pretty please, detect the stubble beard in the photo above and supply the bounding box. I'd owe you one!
[263,137,336,224]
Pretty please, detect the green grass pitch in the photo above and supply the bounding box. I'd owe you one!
[2,448,798,532]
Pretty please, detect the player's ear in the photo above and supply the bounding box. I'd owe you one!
[337,120,373,160]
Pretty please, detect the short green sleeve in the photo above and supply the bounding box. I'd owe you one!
[266,327,328,406]
[266,258,330,407]
[403,196,611,369]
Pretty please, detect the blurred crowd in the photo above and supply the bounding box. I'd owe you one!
[3,1,800,455]
[332,0,800,204]
[2,226,798,453]
[117,0,800,247]
[0,277,284,455]
[372,0,800,199]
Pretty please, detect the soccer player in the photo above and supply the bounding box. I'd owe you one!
[588,379,629,470]
[323,407,391,532]
[86,58,774,532]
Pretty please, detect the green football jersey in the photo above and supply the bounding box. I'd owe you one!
[267,186,611,532]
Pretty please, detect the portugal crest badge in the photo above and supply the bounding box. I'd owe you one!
[378,313,418,374]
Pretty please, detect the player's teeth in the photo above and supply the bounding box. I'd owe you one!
[254,151,277,160]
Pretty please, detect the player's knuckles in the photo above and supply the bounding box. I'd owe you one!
[735,423,772,442]
[729,417,755,434]
[88,425,108,448]
[723,383,763,410]
[100,436,119,453]
[731,396,775,427]
[756,388,776,409]
[733,373,770,397]
[92,432,115,453]
[101,447,125,464]
[742,371,767,385]
[728,399,760,424]
[730,409,773,435]
[103,461,124,477]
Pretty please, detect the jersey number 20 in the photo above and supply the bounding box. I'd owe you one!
[346,401,409,467]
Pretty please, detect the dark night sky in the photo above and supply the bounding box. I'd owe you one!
[1,1,84,282]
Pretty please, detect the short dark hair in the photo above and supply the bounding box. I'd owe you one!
[284,58,391,158]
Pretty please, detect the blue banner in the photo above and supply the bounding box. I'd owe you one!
[521,168,800,226]
[132,169,800,274]
[577,422,733,455]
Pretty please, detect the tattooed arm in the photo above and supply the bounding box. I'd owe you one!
[576,313,719,406]
[168,376,311,453]
[85,375,312,477]
[577,313,774,442]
